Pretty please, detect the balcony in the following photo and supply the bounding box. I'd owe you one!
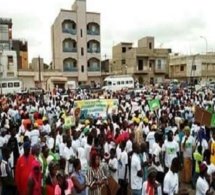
[134,68,149,74]
[88,67,100,72]
[62,28,77,35]
[87,30,100,36]
[87,48,100,53]
[154,68,166,74]
[202,70,215,76]
[63,47,77,53]
[63,66,78,72]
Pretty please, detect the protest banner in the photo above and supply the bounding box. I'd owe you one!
[148,99,160,111]
[74,99,118,121]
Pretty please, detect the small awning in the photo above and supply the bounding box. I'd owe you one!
[49,77,68,82]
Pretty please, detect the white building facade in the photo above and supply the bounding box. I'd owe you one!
[52,0,101,85]
[0,50,18,78]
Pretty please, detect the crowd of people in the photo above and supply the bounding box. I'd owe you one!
[0,85,215,195]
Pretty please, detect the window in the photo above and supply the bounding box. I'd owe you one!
[129,81,133,84]
[8,82,13,88]
[149,62,152,68]
[121,81,125,85]
[2,83,7,88]
[8,56,13,68]
[108,81,112,86]
[180,65,184,71]
[122,47,126,53]
[117,81,120,85]
[14,82,20,87]
[80,29,83,37]
[121,60,126,64]
[149,42,152,49]
[192,65,196,71]
[8,56,13,63]
[157,59,162,69]
[81,65,84,72]
[81,48,84,56]
[126,81,129,84]
[138,59,143,71]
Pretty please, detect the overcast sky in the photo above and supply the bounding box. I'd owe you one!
[0,0,214,63]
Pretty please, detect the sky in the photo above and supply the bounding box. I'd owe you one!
[0,0,214,63]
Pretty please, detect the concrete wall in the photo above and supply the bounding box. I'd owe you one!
[0,50,17,78]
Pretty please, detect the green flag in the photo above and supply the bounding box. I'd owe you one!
[211,114,215,127]
[148,99,160,111]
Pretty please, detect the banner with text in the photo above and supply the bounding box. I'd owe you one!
[74,99,118,121]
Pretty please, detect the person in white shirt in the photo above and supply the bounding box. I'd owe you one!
[196,163,212,195]
[84,134,93,165]
[142,166,162,195]
[63,138,76,175]
[163,157,181,195]
[203,149,215,189]
[131,143,142,195]
[146,126,156,158]
[118,140,128,195]
[30,123,40,146]
[181,126,195,183]
[108,148,118,183]
[153,132,164,185]
[163,130,179,172]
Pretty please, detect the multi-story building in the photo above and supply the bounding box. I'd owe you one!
[12,39,28,69]
[0,18,18,79]
[0,18,12,50]
[51,0,101,85]
[112,37,171,84]
[0,50,17,78]
[169,53,215,84]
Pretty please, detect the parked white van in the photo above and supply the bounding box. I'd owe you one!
[102,75,134,92]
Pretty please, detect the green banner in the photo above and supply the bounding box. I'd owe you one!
[211,114,215,127]
[148,99,160,111]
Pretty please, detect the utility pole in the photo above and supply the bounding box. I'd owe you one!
[38,56,41,88]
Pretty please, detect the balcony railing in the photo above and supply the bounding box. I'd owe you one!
[87,48,100,53]
[88,67,100,72]
[63,67,78,72]
[87,30,100,35]
[63,47,77,53]
[62,28,77,35]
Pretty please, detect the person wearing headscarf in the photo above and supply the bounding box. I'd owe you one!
[27,160,42,195]
[181,126,195,183]
[46,160,59,195]
[142,166,162,195]
[15,141,35,195]
[55,170,74,195]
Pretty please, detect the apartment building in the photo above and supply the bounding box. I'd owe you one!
[0,18,12,50]
[169,53,215,84]
[112,37,171,84]
[12,40,28,69]
[0,18,19,79]
[52,0,101,85]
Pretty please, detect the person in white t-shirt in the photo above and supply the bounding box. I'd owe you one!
[153,132,164,185]
[146,126,156,158]
[163,157,181,195]
[163,130,179,172]
[108,148,118,183]
[131,143,142,195]
[30,123,40,146]
[196,163,212,195]
[118,140,128,195]
[181,126,195,183]
[203,149,215,189]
